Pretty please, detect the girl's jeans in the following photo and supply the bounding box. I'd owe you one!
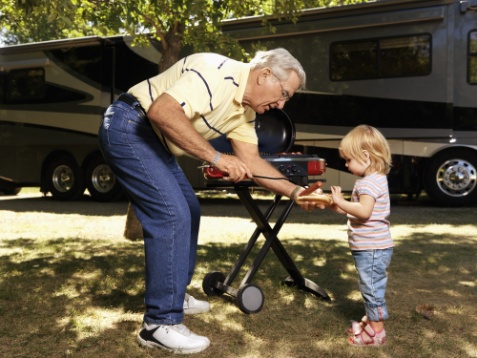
[98,94,200,325]
[352,248,393,322]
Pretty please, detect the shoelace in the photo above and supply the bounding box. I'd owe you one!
[172,324,191,336]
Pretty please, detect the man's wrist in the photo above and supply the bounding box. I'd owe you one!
[212,151,221,165]
[290,185,303,200]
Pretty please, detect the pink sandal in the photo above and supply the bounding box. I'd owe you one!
[345,316,368,335]
[347,321,386,346]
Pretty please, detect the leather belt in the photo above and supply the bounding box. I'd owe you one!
[117,93,138,106]
[116,93,146,116]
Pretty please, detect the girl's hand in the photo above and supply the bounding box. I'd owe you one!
[330,185,343,204]
[329,185,346,213]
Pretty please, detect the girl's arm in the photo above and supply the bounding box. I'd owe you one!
[330,186,375,219]
[328,203,347,214]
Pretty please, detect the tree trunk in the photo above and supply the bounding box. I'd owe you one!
[123,25,184,241]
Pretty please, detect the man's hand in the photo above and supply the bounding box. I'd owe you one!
[294,181,328,211]
[215,154,253,183]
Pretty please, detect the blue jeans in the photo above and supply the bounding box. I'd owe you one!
[98,94,201,325]
[352,248,393,322]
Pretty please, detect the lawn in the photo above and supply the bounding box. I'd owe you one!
[0,190,476,357]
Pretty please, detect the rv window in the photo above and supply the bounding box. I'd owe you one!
[330,41,378,80]
[469,31,477,85]
[330,34,431,81]
[50,46,101,85]
[0,72,4,103]
[5,68,45,103]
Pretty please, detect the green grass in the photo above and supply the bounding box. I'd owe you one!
[0,192,476,357]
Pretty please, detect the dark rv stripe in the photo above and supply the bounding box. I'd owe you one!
[0,121,98,141]
[2,103,102,115]
[285,93,450,129]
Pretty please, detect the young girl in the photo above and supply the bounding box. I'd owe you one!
[329,125,393,346]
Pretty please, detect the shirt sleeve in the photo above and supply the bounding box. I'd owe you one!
[356,177,382,200]
[226,109,258,145]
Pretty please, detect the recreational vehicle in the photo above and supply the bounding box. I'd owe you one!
[1,0,477,206]
[0,36,163,200]
[221,0,477,206]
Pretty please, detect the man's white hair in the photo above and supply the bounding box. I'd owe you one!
[249,48,306,89]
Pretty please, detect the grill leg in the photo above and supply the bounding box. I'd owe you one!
[235,187,330,302]
[202,185,330,313]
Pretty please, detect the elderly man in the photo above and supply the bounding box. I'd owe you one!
[98,48,314,354]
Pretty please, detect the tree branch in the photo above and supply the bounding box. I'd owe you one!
[141,12,168,51]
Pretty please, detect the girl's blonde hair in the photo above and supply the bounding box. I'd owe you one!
[339,125,392,175]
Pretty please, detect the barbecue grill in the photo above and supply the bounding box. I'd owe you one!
[202,109,331,314]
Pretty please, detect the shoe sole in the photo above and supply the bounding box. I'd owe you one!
[184,308,210,315]
[137,334,210,354]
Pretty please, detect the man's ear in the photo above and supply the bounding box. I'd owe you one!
[258,67,272,85]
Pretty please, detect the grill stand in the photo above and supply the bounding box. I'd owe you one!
[202,185,331,314]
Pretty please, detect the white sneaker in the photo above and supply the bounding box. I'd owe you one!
[183,293,210,315]
[137,322,210,354]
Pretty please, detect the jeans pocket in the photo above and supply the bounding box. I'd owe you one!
[99,105,124,151]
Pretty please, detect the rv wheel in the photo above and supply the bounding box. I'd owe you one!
[0,185,21,196]
[85,155,124,202]
[424,149,477,206]
[45,155,85,201]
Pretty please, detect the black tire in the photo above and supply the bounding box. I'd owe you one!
[44,155,85,201]
[202,271,226,297]
[236,284,264,314]
[0,186,21,196]
[424,149,477,206]
[85,155,124,202]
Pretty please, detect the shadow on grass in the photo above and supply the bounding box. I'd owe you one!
[2,193,476,226]
[1,230,476,357]
[0,194,129,216]
[199,196,477,228]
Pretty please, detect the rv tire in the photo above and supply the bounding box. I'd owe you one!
[85,155,124,202]
[44,155,85,201]
[424,149,477,206]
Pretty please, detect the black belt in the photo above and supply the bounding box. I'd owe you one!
[117,93,146,114]
[117,93,138,106]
